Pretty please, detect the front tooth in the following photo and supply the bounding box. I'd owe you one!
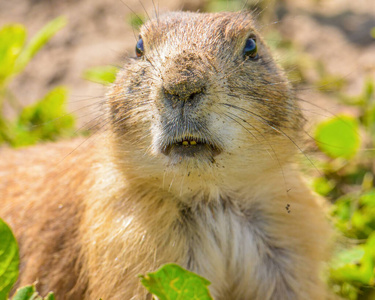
[190,140,197,145]
[182,141,189,146]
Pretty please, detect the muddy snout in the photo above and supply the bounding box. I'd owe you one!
[162,52,210,105]
[157,52,220,157]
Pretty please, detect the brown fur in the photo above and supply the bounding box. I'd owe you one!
[1,11,332,299]
[0,141,91,297]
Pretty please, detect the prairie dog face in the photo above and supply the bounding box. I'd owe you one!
[107,11,303,195]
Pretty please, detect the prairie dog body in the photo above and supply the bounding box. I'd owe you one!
[0,11,331,300]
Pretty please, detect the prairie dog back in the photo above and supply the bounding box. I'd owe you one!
[0,11,331,300]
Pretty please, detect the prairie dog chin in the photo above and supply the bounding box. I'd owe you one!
[0,11,331,300]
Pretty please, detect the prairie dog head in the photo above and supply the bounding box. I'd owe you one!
[106,11,303,196]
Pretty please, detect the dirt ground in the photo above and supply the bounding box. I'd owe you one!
[1,0,374,127]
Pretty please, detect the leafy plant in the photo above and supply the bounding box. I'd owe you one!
[140,264,213,300]
[0,17,66,90]
[0,17,76,148]
[10,285,54,300]
[0,219,55,300]
[1,218,213,300]
[312,79,375,299]
[0,219,19,300]
[315,115,360,160]
[11,87,75,147]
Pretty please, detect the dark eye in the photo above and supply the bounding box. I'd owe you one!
[243,37,258,60]
[135,38,144,57]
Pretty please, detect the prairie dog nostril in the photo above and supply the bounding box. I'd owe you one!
[163,85,205,102]
[188,90,203,101]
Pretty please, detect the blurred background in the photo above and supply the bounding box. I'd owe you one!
[0,0,375,299]
[0,0,374,125]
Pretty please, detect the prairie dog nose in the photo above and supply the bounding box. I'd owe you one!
[162,52,208,102]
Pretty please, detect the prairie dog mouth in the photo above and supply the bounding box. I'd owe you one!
[161,136,221,158]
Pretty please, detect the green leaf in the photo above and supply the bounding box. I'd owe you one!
[330,233,375,285]
[315,115,360,159]
[329,246,370,284]
[10,284,54,300]
[330,246,365,270]
[0,24,26,86]
[43,292,55,300]
[360,190,375,207]
[14,16,67,75]
[140,264,213,300]
[312,177,335,196]
[11,286,36,300]
[12,86,75,147]
[83,65,118,85]
[0,219,19,300]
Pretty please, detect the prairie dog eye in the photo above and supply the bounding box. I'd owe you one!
[243,37,258,60]
[135,37,144,57]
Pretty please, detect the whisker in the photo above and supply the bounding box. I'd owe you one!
[53,119,109,167]
[77,114,111,134]
[68,95,104,103]
[217,101,322,175]
[214,105,290,193]
[138,0,151,23]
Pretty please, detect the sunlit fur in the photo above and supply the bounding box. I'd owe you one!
[0,11,332,300]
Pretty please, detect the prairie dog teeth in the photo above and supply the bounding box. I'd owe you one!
[179,140,199,146]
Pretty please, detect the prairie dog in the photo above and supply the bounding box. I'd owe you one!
[0,11,331,300]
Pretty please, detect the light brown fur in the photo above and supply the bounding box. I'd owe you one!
[1,11,332,300]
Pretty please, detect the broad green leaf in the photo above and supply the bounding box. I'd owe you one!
[11,284,54,300]
[140,264,213,300]
[43,293,55,300]
[11,286,35,300]
[0,24,26,86]
[83,65,118,85]
[0,219,19,300]
[14,16,67,75]
[13,86,74,147]
[315,115,360,159]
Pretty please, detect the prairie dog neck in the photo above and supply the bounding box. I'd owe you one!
[82,156,327,300]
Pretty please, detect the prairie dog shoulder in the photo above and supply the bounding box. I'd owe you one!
[0,11,331,300]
